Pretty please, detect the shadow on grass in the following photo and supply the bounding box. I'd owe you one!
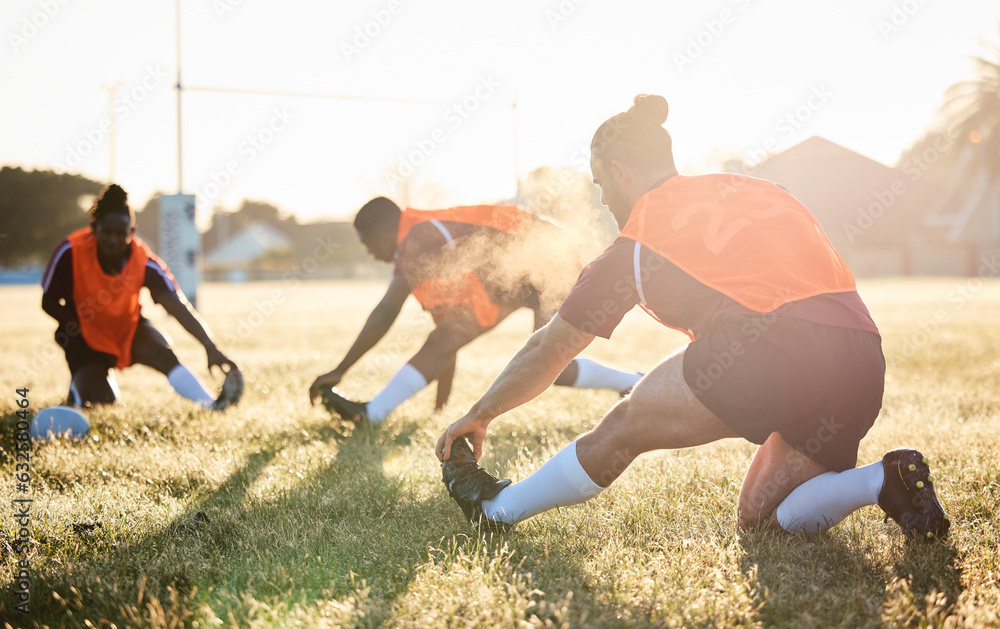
[737,526,963,626]
[2,414,460,627]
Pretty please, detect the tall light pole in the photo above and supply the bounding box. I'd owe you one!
[512,96,520,198]
[175,0,184,193]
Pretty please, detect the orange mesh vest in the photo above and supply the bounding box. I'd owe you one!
[620,175,856,332]
[68,228,156,369]
[397,205,534,327]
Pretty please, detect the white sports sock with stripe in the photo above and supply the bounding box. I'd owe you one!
[167,365,215,408]
[365,363,428,424]
[775,461,885,534]
[571,357,642,394]
[481,441,604,525]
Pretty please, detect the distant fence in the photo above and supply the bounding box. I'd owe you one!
[202,263,392,283]
[5,247,1000,286]
[0,266,42,285]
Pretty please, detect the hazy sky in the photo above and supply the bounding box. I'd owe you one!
[2,0,998,222]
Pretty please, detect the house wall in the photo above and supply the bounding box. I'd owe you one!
[845,246,992,277]
[978,247,1000,279]
[844,249,906,277]
[910,248,974,276]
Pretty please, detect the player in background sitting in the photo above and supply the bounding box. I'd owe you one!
[437,95,949,542]
[308,197,642,424]
[41,184,243,410]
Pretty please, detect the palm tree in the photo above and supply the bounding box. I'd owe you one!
[928,25,1000,242]
[942,26,1000,172]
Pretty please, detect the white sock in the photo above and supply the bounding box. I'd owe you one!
[167,365,215,408]
[481,441,605,525]
[365,363,428,424]
[571,357,642,394]
[775,461,885,534]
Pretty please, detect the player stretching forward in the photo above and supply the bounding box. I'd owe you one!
[41,184,243,410]
[437,95,948,541]
[308,197,642,423]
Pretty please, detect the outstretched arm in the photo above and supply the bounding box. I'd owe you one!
[436,314,595,462]
[308,274,411,404]
[158,290,238,374]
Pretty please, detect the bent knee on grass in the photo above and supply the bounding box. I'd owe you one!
[738,433,829,530]
[132,324,181,374]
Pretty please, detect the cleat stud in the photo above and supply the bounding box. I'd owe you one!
[916,481,924,489]
[922,457,929,464]
[928,475,935,483]
[908,464,917,472]
[927,531,934,538]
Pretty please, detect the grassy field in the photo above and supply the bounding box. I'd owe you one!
[1,278,999,628]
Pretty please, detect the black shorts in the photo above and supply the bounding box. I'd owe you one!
[56,317,150,375]
[683,314,885,472]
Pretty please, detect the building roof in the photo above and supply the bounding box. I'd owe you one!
[747,136,904,247]
[204,220,293,268]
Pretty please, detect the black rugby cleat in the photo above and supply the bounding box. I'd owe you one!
[442,437,512,532]
[212,369,244,411]
[320,387,369,423]
[878,448,950,541]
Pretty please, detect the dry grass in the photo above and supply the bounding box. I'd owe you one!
[1,278,998,628]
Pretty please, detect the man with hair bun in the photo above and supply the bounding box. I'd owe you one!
[307,197,643,424]
[438,94,949,543]
[41,184,243,410]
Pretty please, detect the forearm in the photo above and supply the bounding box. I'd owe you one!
[437,316,594,462]
[163,296,217,349]
[467,330,574,423]
[335,308,395,373]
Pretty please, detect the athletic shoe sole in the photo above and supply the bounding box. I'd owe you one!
[878,448,950,541]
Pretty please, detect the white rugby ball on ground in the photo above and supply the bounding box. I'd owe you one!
[30,406,90,440]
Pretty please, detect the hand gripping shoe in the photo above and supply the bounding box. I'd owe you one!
[212,369,244,411]
[878,448,950,541]
[441,437,512,532]
[319,387,369,423]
